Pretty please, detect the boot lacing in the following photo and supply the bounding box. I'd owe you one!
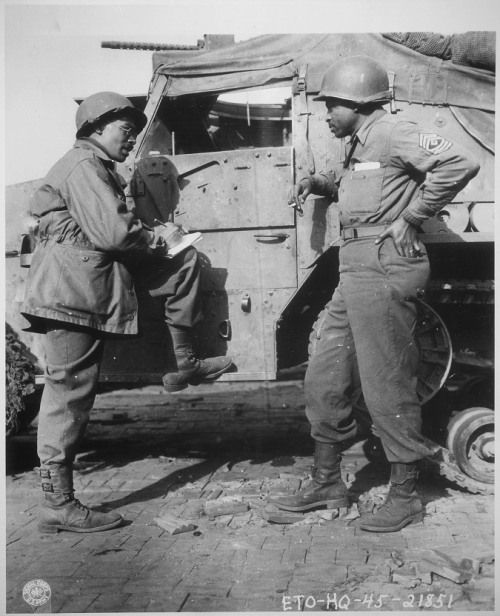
[375,481,414,514]
[52,491,88,511]
[186,349,199,364]
[69,496,90,512]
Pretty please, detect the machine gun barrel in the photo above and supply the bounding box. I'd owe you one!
[101,41,202,51]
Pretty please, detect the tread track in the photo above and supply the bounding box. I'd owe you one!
[422,446,494,495]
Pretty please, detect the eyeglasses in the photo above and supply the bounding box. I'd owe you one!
[111,123,138,140]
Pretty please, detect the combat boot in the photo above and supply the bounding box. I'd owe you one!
[271,442,350,512]
[359,463,424,532]
[36,464,122,534]
[162,327,233,393]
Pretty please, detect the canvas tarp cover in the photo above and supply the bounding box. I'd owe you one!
[157,33,494,113]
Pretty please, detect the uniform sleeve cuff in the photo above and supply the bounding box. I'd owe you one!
[402,210,426,227]
[299,175,320,195]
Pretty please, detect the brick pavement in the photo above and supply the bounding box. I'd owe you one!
[5,381,495,612]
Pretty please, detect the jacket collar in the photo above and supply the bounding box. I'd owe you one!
[74,138,125,193]
[74,138,115,165]
[351,108,387,146]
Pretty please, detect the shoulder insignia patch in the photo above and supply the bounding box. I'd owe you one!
[419,133,453,155]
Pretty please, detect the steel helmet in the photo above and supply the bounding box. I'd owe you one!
[75,92,147,137]
[314,56,391,105]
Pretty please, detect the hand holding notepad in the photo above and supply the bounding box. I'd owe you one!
[154,219,202,258]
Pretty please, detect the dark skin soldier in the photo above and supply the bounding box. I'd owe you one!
[273,57,479,532]
[21,92,232,534]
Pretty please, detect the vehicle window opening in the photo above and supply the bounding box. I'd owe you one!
[140,87,292,157]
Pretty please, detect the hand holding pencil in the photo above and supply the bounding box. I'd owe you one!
[153,219,189,250]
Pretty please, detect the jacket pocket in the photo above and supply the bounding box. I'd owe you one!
[54,246,113,318]
[344,167,385,215]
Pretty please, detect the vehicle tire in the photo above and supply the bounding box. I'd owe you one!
[446,407,494,484]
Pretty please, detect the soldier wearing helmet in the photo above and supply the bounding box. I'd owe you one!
[21,92,233,535]
[275,56,480,532]
[75,91,148,140]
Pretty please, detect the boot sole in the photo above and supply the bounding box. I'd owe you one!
[163,361,233,393]
[275,496,350,512]
[359,511,424,533]
[163,382,189,393]
[37,517,123,534]
[188,361,233,385]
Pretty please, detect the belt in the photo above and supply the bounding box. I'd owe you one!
[341,225,388,240]
[39,236,94,248]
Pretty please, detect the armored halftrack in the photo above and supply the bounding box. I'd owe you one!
[5,33,494,492]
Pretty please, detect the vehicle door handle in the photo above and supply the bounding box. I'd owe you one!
[254,233,290,242]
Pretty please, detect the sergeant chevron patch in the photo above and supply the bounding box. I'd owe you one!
[419,133,453,154]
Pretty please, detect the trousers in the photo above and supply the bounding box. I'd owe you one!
[304,237,436,463]
[37,247,202,466]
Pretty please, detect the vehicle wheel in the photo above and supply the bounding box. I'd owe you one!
[309,300,453,411]
[413,300,453,404]
[446,407,494,484]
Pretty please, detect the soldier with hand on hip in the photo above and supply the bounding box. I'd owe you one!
[274,57,479,532]
[21,92,232,535]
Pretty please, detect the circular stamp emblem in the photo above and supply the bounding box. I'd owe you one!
[22,579,51,607]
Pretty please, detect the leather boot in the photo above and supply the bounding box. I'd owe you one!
[271,442,350,512]
[359,463,424,532]
[36,465,123,534]
[163,328,233,393]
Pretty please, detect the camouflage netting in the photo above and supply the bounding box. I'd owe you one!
[382,32,496,72]
[5,324,37,436]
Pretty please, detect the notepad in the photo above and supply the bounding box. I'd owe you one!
[166,232,203,258]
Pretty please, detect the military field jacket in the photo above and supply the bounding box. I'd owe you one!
[307,109,480,229]
[21,139,165,335]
